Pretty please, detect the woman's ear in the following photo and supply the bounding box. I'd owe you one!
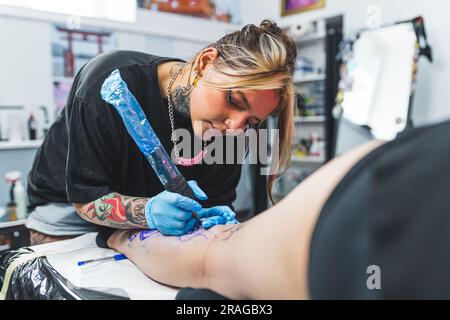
[195,48,219,76]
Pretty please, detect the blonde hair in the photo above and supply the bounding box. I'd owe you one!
[190,19,297,204]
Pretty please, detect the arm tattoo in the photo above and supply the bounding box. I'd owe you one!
[81,193,148,228]
[125,198,148,226]
[169,63,193,118]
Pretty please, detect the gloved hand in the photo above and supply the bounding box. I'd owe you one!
[145,180,207,236]
[198,206,239,229]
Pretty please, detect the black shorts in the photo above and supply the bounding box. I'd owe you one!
[309,120,450,299]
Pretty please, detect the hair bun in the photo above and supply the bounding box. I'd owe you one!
[259,19,282,36]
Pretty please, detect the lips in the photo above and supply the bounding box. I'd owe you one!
[203,121,223,140]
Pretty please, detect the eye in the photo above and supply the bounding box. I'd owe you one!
[226,91,244,111]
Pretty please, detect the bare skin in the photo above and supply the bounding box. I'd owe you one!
[108,139,385,299]
[108,225,241,288]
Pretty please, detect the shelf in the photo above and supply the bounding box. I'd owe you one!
[0,140,43,151]
[0,106,23,110]
[0,219,27,229]
[294,116,326,123]
[0,4,240,43]
[291,155,325,164]
[0,244,11,252]
[294,73,326,84]
[295,32,326,45]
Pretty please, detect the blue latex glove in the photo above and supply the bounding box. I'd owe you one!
[198,206,239,229]
[145,180,207,236]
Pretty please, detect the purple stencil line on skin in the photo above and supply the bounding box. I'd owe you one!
[128,230,139,242]
[202,229,219,238]
[139,229,161,241]
[127,230,140,247]
[178,228,210,242]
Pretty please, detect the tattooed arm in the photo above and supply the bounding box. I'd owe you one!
[73,193,148,229]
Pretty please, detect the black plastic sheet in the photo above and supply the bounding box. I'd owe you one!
[0,248,129,300]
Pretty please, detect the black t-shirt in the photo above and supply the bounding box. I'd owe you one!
[309,119,450,299]
[27,50,242,212]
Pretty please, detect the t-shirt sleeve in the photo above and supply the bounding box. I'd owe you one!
[65,94,124,204]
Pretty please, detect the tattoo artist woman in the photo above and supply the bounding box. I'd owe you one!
[26,20,297,245]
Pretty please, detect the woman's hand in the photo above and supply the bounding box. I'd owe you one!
[198,206,239,229]
[145,180,207,236]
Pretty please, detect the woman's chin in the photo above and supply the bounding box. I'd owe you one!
[192,131,206,141]
[192,119,223,141]
[202,128,223,141]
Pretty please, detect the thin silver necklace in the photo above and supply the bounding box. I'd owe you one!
[167,66,207,164]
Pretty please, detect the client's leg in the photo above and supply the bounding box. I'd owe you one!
[108,140,385,299]
[108,224,239,289]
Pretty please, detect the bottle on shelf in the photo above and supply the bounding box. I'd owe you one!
[39,106,50,138]
[309,133,324,158]
[7,182,17,222]
[28,113,37,140]
[14,179,27,220]
[4,171,27,221]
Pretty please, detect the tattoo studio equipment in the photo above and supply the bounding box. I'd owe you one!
[333,16,432,155]
[100,69,199,215]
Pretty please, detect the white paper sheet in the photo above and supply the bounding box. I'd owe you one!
[31,233,179,300]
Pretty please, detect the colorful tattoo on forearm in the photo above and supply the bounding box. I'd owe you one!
[125,198,148,226]
[82,193,148,228]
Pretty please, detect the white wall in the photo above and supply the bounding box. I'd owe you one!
[240,0,450,126]
[0,16,53,111]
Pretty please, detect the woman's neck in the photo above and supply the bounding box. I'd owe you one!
[158,61,193,118]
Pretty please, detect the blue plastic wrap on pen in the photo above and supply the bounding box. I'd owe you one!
[100,69,199,219]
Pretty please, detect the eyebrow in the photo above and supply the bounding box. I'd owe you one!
[234,90,262,122]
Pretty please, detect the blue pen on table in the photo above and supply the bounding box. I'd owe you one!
[77,253,127,267]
